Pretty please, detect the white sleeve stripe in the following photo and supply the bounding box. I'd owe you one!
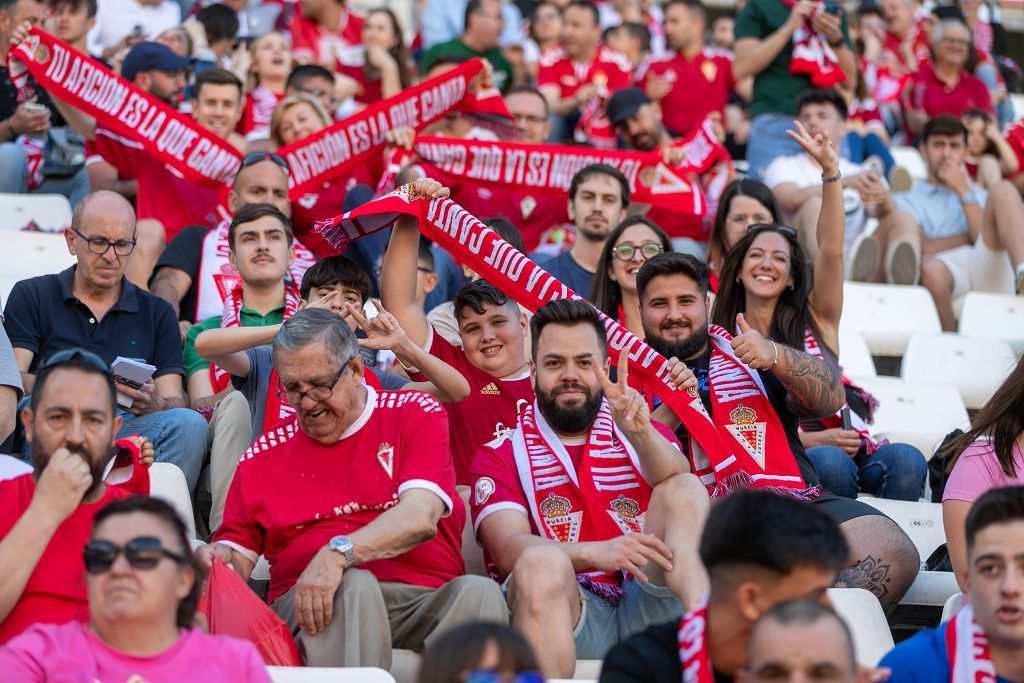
[398,479,455,516]
[473,501,528,535]
[218,540,259,563]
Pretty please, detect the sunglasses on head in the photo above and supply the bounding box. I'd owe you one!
[240,151,289,172]
[746,223,798,239]
[82,536,188,574]
[39,348,109,372]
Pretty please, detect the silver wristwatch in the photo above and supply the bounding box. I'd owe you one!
[329,535,356,567]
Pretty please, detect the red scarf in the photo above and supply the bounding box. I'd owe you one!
[801,329,881,455]
[782,0,846,88]
[678,593,713,683]
[208,281,300,393]
[243,85,283,139]
[9,28,242,189]
[315,188,757,491]
[105,436,150,496]
[512,399,651,601]
[945,602,997,683]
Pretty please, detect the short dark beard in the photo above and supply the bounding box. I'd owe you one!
[35,443,107,501]
[535,382,603,435]
[645,324,710,362]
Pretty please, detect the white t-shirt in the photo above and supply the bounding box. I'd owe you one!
[87,0,182,54]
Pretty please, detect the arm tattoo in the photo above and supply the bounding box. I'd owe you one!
[775,344,844,417]
[834,554,893,600]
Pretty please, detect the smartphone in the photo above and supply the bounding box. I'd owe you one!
[22,103,47,112]
[840,407,852,431]
[825,1,843,15]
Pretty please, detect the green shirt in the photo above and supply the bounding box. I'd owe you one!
[418,38,512,93]
[734,0,851,118]
[183,306,286,378]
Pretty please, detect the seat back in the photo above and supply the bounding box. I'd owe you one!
[0,192,73,232]
[839,283,941,357]
[941,592,965,623]
[856,498,945,559]
[267,667,397,682]
[902,333,1016,410]
[0,231,76,304]
[855,377,970,459]
[837,329,876,379]
[148,463,197,539]
[827,588,895,667]
[958,292,1024,356]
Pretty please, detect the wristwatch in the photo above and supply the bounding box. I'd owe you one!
[960,190,980,206]
[329,536,357,567]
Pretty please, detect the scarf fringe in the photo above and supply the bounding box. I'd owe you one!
[710,471,821,501]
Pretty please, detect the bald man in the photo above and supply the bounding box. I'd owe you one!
[3,191,209,492]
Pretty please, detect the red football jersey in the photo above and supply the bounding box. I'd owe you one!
[337,63,382,105]
[0,477,131,644]
[288,8,365,72]
[905,62,993,119]
[637,48,736,137]
[214,386,465,604]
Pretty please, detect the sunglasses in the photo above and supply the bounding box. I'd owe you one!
[83,536,189,574]
[240,151,289,172]
[464,672,545,683]
[612,242,664,261]
[746,223,798,239]
[39,348,109,372]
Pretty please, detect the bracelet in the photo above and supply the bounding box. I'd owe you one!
[829,37,845,48]
[769,340,779,369]
[822,170,842,184]
[6,118,15,138]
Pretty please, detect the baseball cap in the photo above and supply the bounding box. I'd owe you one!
[121,42,191,81]
[606,87,651,128]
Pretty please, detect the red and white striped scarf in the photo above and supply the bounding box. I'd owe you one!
[783,0,846,88]
[945,602,997,683]
[679,593,714,683]
[244,85,283,139]
[511,399,652,603]
[208,280,300,393]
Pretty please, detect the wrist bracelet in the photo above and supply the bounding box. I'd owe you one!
[6,119,15,138]
[829,38,845,48]
[769,340,779,368]
[822,171,842,184]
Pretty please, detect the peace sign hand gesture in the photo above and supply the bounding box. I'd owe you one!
[594,356,651,438]
[786,120,840,178]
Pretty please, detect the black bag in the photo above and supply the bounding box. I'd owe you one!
[41,126,86,179]
[928,429,965,503]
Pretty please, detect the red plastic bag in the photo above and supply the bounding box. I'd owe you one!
[197,557,303,667]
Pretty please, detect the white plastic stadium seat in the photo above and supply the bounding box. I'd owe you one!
[147,463,196,540]
[837,329,876,378]
[941,593,965,623]
[958,292,1024,356]
[267,667,396,682]
[0,231,76,304]
[889,146,928,183]
[0,192,72,231]
[827,588,895,667]
[856,498,945,560]
[900,570,961,607]
[901,333,1016,410]
[855,377,970,459]
[839,283,941,356]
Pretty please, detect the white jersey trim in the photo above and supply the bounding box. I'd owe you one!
[474,501,529,535]
[398,479,454,516]
[219,540,259,564]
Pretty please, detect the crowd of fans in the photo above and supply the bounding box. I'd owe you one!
[0,0,1022,677]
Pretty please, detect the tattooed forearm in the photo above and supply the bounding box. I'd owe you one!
[774,344,845,418]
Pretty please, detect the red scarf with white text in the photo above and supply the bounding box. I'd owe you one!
[315,187,808,492]
[782,0,846,88]
[678,593,713,683]
[945,602,997,683]
[512,400,652,601]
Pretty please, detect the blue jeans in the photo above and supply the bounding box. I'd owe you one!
[747,113,802,181]
[843,132,895,175]
[0,142,90,208]
[807,443,927,501]
[117,408,209,493]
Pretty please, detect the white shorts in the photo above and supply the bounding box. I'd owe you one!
[933,235,1015,300]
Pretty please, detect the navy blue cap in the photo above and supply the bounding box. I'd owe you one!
[121,42,191,81]
[606,87,651,127]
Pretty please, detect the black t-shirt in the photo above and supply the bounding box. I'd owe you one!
[600,619,734,683]
[152,225,210,322]
[0,67,67,128]
[671,346,822,488]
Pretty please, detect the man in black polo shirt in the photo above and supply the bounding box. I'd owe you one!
[3,190,208,492]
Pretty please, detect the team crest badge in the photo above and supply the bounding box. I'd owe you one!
[607,495,645,534]
[724,405,767,469]
[701,60,718,82]
[474,477,496,505]
[687,386,714,424]
[643,164,692,195]
[32,40,50,65]
[540,493,582,543]
[520,195,537,220]
[376,442,395,478]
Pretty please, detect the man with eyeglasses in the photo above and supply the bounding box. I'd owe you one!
[2,191,209,495]
[200,308,507,668]
[0,349,139,643]
[149,151,315,338]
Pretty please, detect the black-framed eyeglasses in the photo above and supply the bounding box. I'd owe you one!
[746,223,798,239]
[277,357,353,405]
[83,537,188,574]
[612,242,664,261]
[39,348,109,372]
[512,113,547,125]
[240,151,290,172]
[463,672,545,683]
[416,266,434,274]
[72,228,137,256]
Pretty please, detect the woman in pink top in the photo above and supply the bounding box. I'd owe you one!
[0,497,270,682]
[943,355,1024,589]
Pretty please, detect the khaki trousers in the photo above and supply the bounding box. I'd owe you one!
[271,568,508,668]
[207,391,252,530]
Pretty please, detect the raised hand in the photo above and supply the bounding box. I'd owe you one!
[664,357,698,392]
[730,313,776,370]
[786,119,839,176]
[343,300,410,351]
[385,126,416,151]
[408,177,450,200]
[594,356,651,436]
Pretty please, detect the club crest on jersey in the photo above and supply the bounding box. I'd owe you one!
[607,495,645,534]
[475,477,496,505]
[540,493,582,543]
[687,386,713,424]
[724,405,767,469]
[521,195,537,220]
[377,442,395,478]
[701,60,718,82]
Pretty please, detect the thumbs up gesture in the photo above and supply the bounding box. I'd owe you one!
[730,313,776,370]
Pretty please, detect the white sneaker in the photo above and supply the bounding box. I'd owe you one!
[849,232,880,282]
[887,240,920,285]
